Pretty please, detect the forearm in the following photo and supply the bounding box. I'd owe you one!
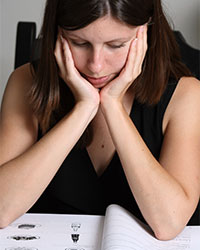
[0,102,96,227]
[101,100,192,239]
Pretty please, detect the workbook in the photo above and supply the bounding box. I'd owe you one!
[0,204,199,250]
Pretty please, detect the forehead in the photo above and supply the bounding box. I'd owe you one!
[62,15,138,42]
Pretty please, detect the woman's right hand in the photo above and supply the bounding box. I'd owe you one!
[54,35,100,110]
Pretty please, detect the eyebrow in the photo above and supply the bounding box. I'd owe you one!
[63,33,133,43]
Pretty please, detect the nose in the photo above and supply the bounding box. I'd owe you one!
[87,48,104,75]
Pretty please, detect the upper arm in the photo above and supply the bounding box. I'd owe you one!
[0,63,38,166]
[160,77,200,204]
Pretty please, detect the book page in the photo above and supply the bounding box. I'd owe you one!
[101,204,200,250]
[0,213,104,250]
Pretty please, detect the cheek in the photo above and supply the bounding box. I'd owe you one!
[69,47,86,71]
[108,49,129,73]
[69,44,86,71]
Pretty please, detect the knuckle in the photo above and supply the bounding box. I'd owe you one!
[65,72,73,83]
[54,50,58,58]
[124,73,133,83]
[65,55,71,64]
[137,68,142,76]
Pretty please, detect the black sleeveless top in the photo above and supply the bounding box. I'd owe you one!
[29,76,191,224]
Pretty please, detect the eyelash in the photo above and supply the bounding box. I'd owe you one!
[71,41,126,49]
[71,41,89,47]
[109,44,126,49]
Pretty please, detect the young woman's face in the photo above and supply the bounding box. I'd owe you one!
[62,16,138,89]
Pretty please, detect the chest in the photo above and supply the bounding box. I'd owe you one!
[86,115,116,176]
[86,92,134,176]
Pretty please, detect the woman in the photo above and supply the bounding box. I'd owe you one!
[0,0,200,240]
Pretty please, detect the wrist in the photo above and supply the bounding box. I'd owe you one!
[100,97,124,116]
[75,100,99,120]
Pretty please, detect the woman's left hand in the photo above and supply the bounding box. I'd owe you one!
[100,25,148,107]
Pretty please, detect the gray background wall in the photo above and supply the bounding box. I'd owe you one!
[0,0,199,103]
[0,0,45,102]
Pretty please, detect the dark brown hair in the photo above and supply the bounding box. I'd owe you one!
[30,0,191,138]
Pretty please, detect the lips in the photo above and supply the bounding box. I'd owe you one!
[84,74,110,88]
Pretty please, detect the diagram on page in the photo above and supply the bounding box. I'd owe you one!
[0,213,104,250]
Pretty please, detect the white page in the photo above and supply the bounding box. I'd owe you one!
[0,213,104,250]
[101,204,200,250]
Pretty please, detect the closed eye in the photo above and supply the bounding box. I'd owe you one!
[70,39,127,49]
[107,43,126,49]
[71,40,89,47]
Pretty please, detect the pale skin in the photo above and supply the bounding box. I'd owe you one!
[0,15,200,240]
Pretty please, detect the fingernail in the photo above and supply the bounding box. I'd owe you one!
[140,25,145,32]
[60,35,64,43]
[133,38,138,45]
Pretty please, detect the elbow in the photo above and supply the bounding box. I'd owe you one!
[152,219,186,241]
[0,215,12,229]
[0,210,19,229]
[154,230,179,241]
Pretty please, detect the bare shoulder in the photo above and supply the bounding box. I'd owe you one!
[1,62,37,125]
[2,63,34,100]
[170,77,200,106]
[174,76,200,101]
[1,63,36,116]
[163,77,200,131]
[0,63,38,165]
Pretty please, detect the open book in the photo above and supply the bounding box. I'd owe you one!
[0,204,199,250]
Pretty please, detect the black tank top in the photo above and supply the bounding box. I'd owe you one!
[29,77,182,221]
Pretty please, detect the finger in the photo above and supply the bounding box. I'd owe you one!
[125,37,138,71]
[124,25,147,83]
[134,25,145,72]
[122,25,144,74]
[112,39,137,95]
[144,24,148,50]
[61,37,75,73]
[54,36,66,77]
[112,38,137,92]
[117,37,136,80]
[142,24,148,60]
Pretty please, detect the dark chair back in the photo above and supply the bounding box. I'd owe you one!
[14,22,36,69]
[173,31,200,79]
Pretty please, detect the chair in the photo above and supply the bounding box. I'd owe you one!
[14,22,37,69]
[173,31,200,80]
[14,22,200,225]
